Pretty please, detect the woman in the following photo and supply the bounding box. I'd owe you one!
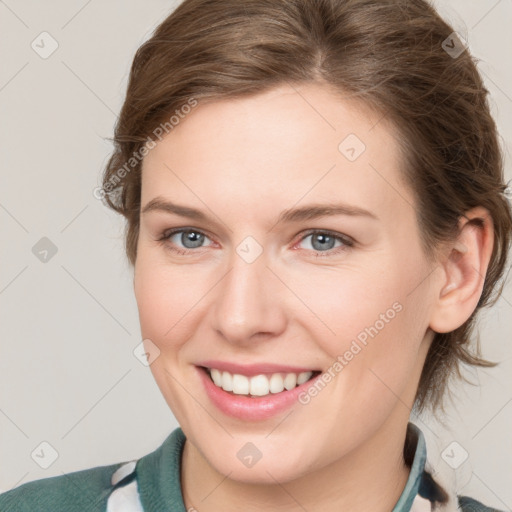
[1,0,510,510]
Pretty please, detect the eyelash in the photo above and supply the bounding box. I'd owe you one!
[157,228,355,258]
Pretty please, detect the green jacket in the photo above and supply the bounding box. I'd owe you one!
[0,423,504,511]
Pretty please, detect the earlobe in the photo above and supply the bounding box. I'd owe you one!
[429,207,494,334]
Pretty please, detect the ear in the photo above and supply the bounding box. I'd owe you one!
[429,206,494,334]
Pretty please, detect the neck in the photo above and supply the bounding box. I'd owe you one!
[181,415,412,512]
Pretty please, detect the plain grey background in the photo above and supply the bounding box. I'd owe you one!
[1,0,511,508]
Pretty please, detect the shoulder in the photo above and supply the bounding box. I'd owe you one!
[0,428,184,512]
[0,461,126,512]
[458,495,506,512]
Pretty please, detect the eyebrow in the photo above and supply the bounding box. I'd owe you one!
[141,196,378,223]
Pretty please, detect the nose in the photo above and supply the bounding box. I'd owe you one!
[211,248,287,346]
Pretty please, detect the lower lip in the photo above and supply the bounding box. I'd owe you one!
[196,366,322,421]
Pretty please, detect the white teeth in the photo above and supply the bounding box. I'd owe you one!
[210,368,223,387]
[207,368,314,397]
[284,373,297,390]
[297,371,311,385]
[269,373,285,393]
[221,371,233,391]
[249,375,269,396]
[232,374,250,395]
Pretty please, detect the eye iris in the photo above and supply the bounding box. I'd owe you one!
[182,230,204,249]
[311,233,335,251]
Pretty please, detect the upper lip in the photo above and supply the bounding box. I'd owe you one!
[197,360,320,377]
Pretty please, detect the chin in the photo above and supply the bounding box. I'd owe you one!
[199,438,318,485]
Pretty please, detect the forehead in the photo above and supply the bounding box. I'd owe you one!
[141,83,413,222]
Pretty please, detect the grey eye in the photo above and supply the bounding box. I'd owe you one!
[171,230,207,249]
[300,233,342,252]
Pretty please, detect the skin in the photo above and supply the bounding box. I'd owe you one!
[133,82,494,512]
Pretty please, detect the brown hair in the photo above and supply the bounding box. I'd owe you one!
[101,0,512,414]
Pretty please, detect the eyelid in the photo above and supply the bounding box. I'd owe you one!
[158,227,355,256]
[291,229,354,256]
[158,227,216,248]
[293,228,354,246]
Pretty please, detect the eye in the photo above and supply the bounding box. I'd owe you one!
[158,228,213,254]
[295,230,354,257]
[157,227,354,257]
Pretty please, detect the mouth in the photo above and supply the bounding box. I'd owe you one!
[199,366,322,398]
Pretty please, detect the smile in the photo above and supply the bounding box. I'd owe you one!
[206,367,321,397]
[196,365,323,421]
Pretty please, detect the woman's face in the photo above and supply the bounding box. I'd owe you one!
[134,82,439,483]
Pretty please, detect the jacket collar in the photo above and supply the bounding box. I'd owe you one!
[134,422,460,512]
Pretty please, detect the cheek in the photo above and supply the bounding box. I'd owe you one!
[287,262,409,343]
[288,257,429,399]
[133,252,213,425]
[133,252,211,348]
